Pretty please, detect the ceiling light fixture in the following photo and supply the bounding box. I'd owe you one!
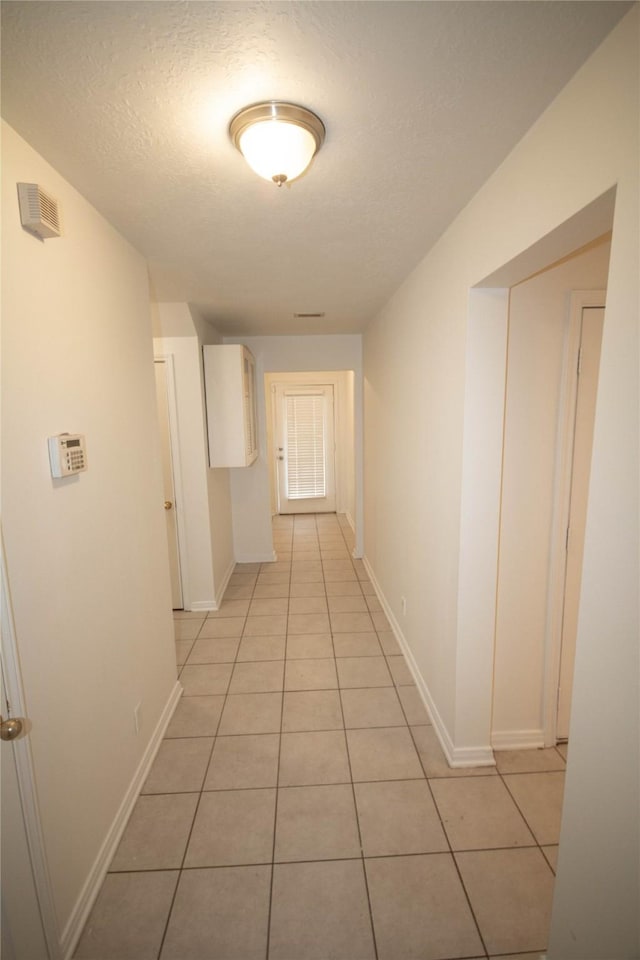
[229,101,325,187]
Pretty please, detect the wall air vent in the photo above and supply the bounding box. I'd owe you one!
[294,312,325,319]
[17,183,61,239]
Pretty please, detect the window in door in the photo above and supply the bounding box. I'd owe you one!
[275,384,336,514]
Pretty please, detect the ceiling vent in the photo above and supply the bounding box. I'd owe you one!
[17,183,61,239]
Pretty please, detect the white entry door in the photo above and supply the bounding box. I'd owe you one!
[154,360,183,609]
[557,305,604,739]
[275,384,336,514]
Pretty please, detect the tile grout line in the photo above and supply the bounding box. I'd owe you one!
[498,767,562,876]
[175,516,477,957]
[156,566,255,959]
[107,837,549,882]
[406,717,491,958]
[329,515,380,960]
[404,699,563,953]
[264,516,294,960]
[152,619,208,958]
[146,515,559,960]
[163,560,268,956]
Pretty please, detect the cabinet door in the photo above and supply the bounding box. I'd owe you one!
[204,345,258,467]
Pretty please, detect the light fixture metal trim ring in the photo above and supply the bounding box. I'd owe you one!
[229,101,326,156]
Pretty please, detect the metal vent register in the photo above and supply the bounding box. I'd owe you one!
[17,182,61,239]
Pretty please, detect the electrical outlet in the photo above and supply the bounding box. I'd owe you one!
[134,702,142,735]
[401,596,407,616]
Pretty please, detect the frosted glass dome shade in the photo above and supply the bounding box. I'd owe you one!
[239,121,316,184]
[230,102,325,186]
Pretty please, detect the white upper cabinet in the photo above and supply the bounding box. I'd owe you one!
[203,345,258,467]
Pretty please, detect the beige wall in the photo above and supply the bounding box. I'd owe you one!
[492,239,611,746]
[363,11,638,957]
[1,122,178,939]
[189,311,236,599]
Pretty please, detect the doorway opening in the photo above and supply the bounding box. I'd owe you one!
[265,371,356,529]
[487,232,612,750]
[455,187,616,763]
[491,261,609,751]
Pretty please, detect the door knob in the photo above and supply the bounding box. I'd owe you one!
[164,500,173,510]
[0,715,24,741]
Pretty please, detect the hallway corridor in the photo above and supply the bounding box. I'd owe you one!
[75,514,564,960]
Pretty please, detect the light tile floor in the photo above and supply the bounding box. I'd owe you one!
[75,513,565,960]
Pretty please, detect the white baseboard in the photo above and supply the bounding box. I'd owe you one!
[214,558,236,609]
[61,681,183,960]
[449,744,496,766]
[491,729,545,751]
[188,556,237,612]
[362,556,495,769]
[236,551,277,563]
[344,512,355,534]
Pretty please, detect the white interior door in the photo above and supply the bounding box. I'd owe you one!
[154,360,183,609]
[557,306,604,739]
[1,663,49,960]
[275,385,336,514]
[1,538,56,959]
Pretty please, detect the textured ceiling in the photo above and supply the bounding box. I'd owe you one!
[1,1,631,335]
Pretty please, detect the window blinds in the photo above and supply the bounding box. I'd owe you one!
[285,394,326,500]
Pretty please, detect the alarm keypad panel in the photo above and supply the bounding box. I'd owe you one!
[48,434,88,478]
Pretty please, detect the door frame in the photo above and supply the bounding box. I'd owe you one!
[153,355,189,610]
[1,532,61,959]
[265,372,345,518]
[273,383,337,515]
[543,290,606,745]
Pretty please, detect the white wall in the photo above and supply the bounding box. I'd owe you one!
[153,304,235,608]
[363,11,638,957]
[1,122,178,943]
[454,286,510,759]
[492,239,611,746]
[224,335,363,559]
[206,446,235,596]
[195,312,235,599]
